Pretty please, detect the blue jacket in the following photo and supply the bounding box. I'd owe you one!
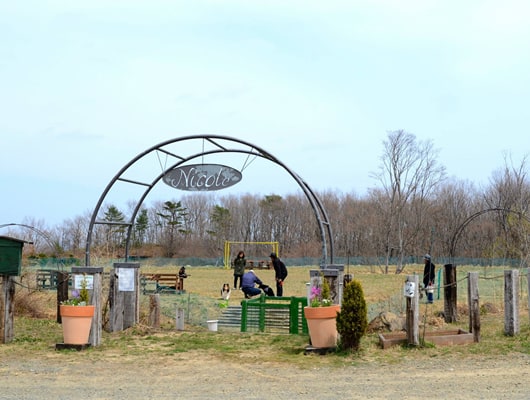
[241,271,262,288]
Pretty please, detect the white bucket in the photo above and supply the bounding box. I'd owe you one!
[206,320,218,332]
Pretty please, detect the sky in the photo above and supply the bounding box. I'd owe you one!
[1,0,530,228]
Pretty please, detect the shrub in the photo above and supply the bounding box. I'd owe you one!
[336,279,368,352]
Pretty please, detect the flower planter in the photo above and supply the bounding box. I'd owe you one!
[304,305,340,348]
[378,329,474,349]
[60,305,95,345]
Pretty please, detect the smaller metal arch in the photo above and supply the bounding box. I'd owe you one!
[449,207,530,260]
[0,223,56,252]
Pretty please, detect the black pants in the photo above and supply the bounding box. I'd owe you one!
[234,274,242,289]
[276,280,284,297]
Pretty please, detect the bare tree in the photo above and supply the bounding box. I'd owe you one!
[484,153,530,263]
[371,130,446,273]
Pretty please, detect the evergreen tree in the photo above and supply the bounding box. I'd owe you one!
[336,279,368,352]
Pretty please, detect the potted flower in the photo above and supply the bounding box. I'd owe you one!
[60,275,95,345]
[304,274,341,348]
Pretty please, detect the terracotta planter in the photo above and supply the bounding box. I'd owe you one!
[304,305,340,348]
[60,305,95,345]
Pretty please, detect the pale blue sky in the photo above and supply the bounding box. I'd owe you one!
[1,0,529,227]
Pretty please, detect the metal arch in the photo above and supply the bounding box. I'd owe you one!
[85,135,334,266]
[0,223,55,251]
[449,207,530,260]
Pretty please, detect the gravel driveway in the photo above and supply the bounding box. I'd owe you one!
[1,350,529,399]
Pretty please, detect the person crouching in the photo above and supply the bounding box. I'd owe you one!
[241,270,263,299]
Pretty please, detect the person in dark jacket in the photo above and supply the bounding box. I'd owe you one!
[422,254,436,304]
[233,250,246,290]
[269,252,288,297]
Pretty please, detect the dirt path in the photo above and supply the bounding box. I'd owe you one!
[1,351,529,399]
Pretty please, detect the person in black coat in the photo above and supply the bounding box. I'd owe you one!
[422,254,436,304]
[269,252,288,297]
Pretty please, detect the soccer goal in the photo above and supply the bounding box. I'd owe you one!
[224,241,279,269]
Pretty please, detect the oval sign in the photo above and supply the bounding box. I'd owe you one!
[163,164,242,191]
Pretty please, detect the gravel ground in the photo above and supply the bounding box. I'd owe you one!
[1,351,529,399]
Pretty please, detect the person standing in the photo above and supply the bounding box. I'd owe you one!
[269,252,288,297]
[241,269,263,299]
[423,254,436,304]
[233,250,246,290]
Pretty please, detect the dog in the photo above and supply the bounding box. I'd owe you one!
[221,283,231,300]
[259,284,275,297]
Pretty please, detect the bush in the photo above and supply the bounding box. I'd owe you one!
[336,279,368,352]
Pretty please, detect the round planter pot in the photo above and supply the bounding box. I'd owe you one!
[304,305,340,348]
[60,305,95,345]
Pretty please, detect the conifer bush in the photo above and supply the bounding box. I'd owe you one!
[336,279,368,351]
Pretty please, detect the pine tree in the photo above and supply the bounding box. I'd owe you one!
[336,279,368,351]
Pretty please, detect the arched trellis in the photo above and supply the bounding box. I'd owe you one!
[449,207,530,261]
[85,135,334,266]
[0,223,56,252]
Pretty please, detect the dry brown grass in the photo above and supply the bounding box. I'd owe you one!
[4,264,529,371]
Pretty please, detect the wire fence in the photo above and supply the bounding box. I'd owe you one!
[10,264,530,330]
[140,292,225,328]
[27,255,530,268]
[368,266,529,322]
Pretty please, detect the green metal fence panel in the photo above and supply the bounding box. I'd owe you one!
[240,295,308,334]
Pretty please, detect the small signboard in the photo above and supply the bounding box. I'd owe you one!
[118,268,135,292]
[73,274,94,290]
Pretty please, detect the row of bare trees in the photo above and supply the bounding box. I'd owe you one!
[6,131,530,271]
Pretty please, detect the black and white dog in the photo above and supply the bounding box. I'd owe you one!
[221,283,231,300]
[259,284,275,297]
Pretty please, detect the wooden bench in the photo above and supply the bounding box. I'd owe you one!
[245,260,271,270]
[36,269,70,289]
[140,273,187,294]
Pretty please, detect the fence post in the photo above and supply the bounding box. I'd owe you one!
[71,267,104,346]
[504,269,519,336]
[0,275,15,343]
[109,263,140,332]
[289,298,299,334]
[56,271,69,323]
[467,272,480,342]
[176,308,185,331]
[443,264,458,323]
[149,294,160,328]
[258,295,266,332]
[240,300,248,332]
[526,268,530,319]
[405,275,419,346]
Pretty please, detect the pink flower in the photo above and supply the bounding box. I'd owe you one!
[310,286,321,299]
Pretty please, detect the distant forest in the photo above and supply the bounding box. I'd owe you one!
[4,131,530,272]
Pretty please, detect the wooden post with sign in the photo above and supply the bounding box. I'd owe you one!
[319,264,344,305]
[109,263,140,332]
[405,275,419,346]
[70,267,104,346]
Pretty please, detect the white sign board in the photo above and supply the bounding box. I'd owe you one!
[118,268,135,292]
[403,281,415,298]
[74,274,94,290]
